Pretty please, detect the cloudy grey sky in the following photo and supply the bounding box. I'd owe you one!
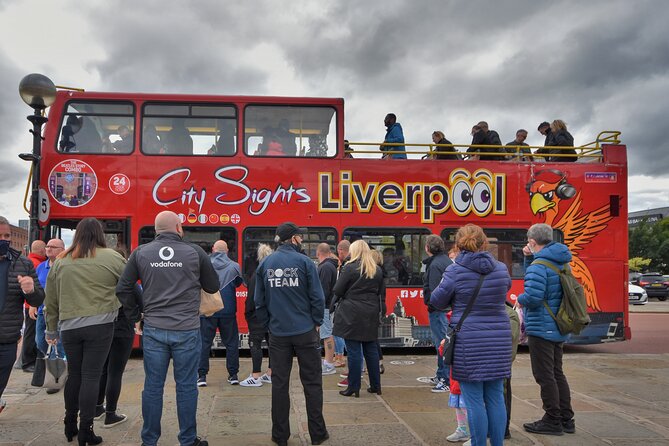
[1,0,668,223]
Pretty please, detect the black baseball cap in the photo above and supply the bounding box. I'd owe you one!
[276,222,306,241]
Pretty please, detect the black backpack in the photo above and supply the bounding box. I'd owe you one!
[532,259,591,336]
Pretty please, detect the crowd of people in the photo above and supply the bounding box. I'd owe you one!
[0,214,576,446]
[375,113,578,162]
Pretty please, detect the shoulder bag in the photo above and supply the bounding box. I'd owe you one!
[440,274,486,365]
[200,289,224,317]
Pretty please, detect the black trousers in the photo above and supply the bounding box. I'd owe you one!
[504,377,512,436]
[269,328,327,443]
[97,335,134,413]
[0,342,17,399]
[248,331,270,373]
[21,307,37,369]
[528,335,574,424]
[61,323,114,424]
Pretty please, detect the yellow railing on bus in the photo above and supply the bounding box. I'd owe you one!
[347,130,622,159]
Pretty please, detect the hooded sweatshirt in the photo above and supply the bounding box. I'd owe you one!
[209,252,243,318]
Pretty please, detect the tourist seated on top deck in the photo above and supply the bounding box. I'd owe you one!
[429,131,461,160]
[536,120,577,162]
[505,129,533,162]
[467,121,506,161]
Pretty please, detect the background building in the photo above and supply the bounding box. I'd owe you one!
[629,207,669,227]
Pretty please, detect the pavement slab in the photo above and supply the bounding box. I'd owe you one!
[3,350,669,445]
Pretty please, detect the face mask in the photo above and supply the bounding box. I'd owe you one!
[0,240,10,256]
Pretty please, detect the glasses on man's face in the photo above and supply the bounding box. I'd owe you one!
[46,245,63,249]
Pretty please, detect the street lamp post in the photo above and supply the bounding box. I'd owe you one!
[18,73,56,243]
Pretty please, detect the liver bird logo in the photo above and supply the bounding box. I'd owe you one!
[527,169,611,311]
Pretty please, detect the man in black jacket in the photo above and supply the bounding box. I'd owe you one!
[254,222,328,446]
[422,235,453,393]
[0,216,44,413]
[116,211,219,446]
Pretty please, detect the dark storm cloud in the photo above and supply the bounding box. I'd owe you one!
[0,51,37,190]
[82,1,269,94]
[75,0,668,177]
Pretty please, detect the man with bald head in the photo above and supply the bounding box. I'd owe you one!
[117,211,219,446]
[197,240,243,387]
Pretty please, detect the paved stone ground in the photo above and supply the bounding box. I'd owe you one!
[2,347,669,446]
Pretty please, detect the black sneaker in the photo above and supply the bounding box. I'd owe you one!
[562,418,575,434]
[271,437,288,446]
[197,375,207,387]
[227,374,239,385]
[191,437,208,446]
[311,431,330,445]
[102,412,128,428]
[523,420,563,436]
[94,405,105,420]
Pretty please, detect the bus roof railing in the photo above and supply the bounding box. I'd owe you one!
[347,130,622,159]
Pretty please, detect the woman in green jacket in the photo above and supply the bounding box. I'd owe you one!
[45,218,126,445]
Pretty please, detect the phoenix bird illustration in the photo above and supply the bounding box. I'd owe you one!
[528,170,611,311]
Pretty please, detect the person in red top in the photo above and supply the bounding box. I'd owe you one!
[20,240,46,372]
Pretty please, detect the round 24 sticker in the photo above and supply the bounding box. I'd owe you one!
[109,173,130,195]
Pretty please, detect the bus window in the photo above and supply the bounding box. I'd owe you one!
[242,227,337,281]
[142,103,237,156]
[342,227,432,287]
[138,226,238,262]
[439,228,563,279]
[244,105,337,157]
[58,102,134,154]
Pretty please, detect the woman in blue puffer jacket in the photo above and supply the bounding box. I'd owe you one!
[430,224,512,446]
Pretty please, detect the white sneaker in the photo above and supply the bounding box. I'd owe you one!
[260,373,272,384]
[239,375,263,387]
[322,362,337,375]
[446,428,470,442]
[462,440,471,446]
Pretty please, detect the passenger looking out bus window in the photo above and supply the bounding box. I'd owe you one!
[430,131,460,160]
[142,124,164,154]
[111,125,133,153]
[164,118,193,155]
[59,115,103,153]
[380,113,406,159]
[505,129,532,162]
[276,119,297,156]
[261,128,285,156]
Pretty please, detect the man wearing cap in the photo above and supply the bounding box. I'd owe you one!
[535,121,554,161]
[254,222,329,446]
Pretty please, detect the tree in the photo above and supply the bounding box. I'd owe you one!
[629,257,652,272]
[629,217,669,273]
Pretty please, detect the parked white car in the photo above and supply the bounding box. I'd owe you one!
[628,282,648,305]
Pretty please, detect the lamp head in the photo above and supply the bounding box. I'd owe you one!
[19,73,56,110]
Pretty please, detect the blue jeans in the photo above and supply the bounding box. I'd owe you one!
[460,379,506,446]
[428,311,449,382]
[198,316,239,377]
[141,326,201,446]
[333,336,346,355]
[36,312,64,357]
[344,340,380,391]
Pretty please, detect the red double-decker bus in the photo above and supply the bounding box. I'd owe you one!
[25,88,629,347]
